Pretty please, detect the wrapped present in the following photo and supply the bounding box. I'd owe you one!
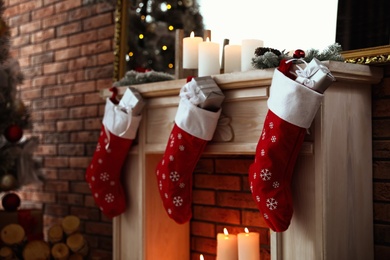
[294,58,336,93]
[0,209,43,241]
[180,76,225,112]
[119,87,145,116]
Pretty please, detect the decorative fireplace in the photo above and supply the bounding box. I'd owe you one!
[104,61,383,260]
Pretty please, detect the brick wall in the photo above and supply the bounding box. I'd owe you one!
[372,64,390,259]
[3,0,115,258]
[3,0,390,259]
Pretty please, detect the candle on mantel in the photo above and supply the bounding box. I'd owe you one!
[216,228,238,260]
[198,37,220,77]
[200,254,204,260]
[224,44,241,73]
[241,39,263,71]
[183,31,203,69]
[237,228,260,260]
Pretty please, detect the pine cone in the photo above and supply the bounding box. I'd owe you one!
[254,47,282,57]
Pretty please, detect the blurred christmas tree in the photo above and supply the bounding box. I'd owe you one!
[0,0,38,192]
[126,0,204,73]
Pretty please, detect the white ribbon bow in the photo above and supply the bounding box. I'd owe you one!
[179,79,203,105]
[294,58,334,88]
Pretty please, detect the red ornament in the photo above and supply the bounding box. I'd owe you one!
[293,49,305,59]
[2,192,21,211]
[4,124,23,143]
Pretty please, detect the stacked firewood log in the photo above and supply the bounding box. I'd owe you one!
[0,215,88,259]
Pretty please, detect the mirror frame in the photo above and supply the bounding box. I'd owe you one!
[113,0,128,81]
[342,44,390,65]
[113,0,390,82]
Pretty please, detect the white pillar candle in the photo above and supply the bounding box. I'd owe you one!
[224,45,241,73]
[198,37,220,77]
[237,228,260,260]
[216,228,238,260]
[241,39,263,71]
[183,31,203,69]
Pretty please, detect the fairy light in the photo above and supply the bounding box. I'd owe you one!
[168,25,174,31]
[161,45,167,51]
[139,34,144,39]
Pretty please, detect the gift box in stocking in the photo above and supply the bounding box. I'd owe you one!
[85,94,142,218]
[155,77,223,224]
[249,59,334,232]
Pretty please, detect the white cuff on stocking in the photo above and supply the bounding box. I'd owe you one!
[103,98,142,140]
[175,98,221,141]
[268,69,324,129]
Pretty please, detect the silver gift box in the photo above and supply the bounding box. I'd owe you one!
[294,58,336,93]
[193,76,225,112]
[119,87,145,115]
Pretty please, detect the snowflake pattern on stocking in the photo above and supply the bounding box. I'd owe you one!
[249,106,310,231]
[266,198,278,210]
[260,169,272,181]
[100,172,109,181]
[158,128,189,215]
[170,171,180,182]
[173,196,183,207]
[156,122,212,224]
[105,193,114,203]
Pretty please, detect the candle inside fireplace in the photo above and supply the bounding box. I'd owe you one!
[183,31,203,69]
[237,228,260,260]
[216,228,238,260]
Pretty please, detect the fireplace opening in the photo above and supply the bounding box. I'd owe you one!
[190,155,270,259]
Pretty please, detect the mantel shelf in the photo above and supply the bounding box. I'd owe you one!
[102,61,383,99]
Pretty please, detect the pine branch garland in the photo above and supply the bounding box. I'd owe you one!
[252,52,281,69]
[304,43,344,62]
[252,43,345,70]
[113,70,175,87]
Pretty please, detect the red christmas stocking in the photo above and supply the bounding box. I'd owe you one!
[249,68,324,232]
[155,82,221,224]
[86,98,142,218]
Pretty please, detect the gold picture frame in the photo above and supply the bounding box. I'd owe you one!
[342,44,390,65]
[113,0,128,82]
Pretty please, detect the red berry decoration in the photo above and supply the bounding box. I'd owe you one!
[293,49,305,58]
[4,124,23,143]
[2,192,21,211]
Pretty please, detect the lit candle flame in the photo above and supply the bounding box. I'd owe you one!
[200,254,204,260]
[223,228,229,236]
[244,227,249,233]
[190,31,195,38]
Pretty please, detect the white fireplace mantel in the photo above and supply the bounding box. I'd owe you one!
[104,61,383,260]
